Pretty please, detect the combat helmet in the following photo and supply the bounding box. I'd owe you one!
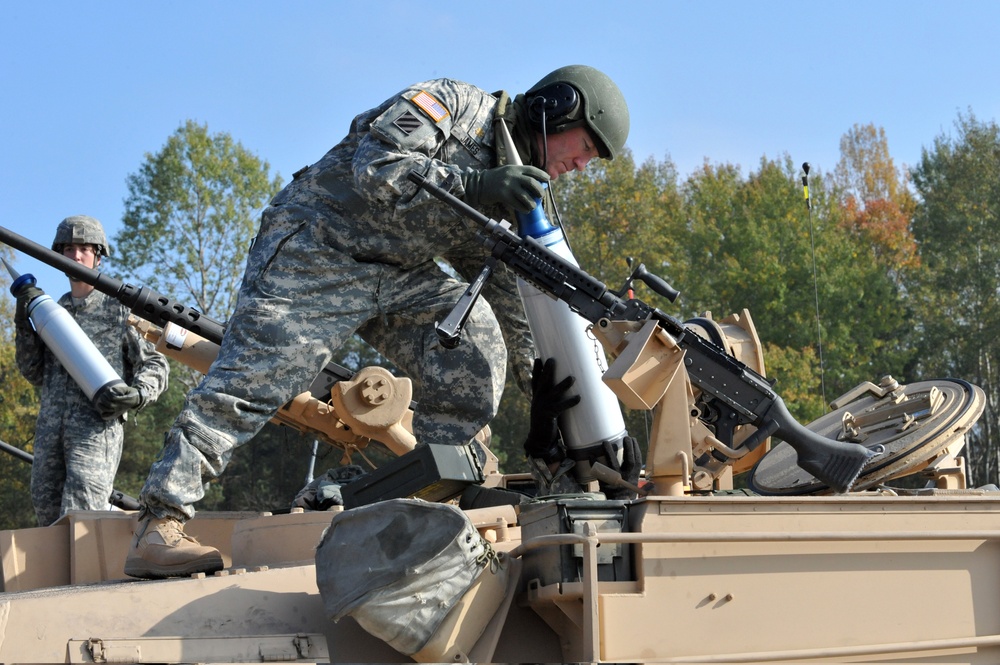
[52,215,109,257]
[525,65,630,160]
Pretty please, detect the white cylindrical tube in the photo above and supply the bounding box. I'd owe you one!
[27,294,124,401]
[516,225,627,479]
[498,118,627,481]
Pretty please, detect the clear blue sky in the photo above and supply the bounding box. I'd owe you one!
[2,0,999,295]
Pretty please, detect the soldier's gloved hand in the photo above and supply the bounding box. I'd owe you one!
[524,358,581,464]
[463,165,550,213]
[14,285,44,330]
[94,383,144,420]
[601,436,643,500]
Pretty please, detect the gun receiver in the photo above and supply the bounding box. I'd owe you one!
[407,171,880,493]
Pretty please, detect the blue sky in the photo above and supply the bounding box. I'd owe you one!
[2,0,999,295]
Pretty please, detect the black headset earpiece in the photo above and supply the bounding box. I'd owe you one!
[526,82,581,132]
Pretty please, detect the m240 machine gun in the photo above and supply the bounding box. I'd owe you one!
[407,170,883,494]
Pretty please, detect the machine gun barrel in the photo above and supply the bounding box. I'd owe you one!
[408,171,880,493]
[0,224,225,344]
[0,223,355,387]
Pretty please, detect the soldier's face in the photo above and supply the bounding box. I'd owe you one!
[536,126,600,179]
[62,243,99,270]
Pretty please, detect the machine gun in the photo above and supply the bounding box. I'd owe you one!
[0,224,418,461]
[407,170,882,493]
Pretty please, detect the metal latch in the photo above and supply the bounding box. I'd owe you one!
[86,638,141,664]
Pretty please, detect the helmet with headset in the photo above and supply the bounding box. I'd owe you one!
[524,65,630,160]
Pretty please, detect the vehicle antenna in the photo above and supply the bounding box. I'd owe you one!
[802,162,827,407]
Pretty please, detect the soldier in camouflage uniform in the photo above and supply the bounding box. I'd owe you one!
[14,216,170,527]
[125,65,630,579]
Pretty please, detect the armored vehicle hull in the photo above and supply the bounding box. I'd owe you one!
[3,486,1000,663]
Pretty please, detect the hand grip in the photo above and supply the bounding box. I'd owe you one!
[631,263,680,303]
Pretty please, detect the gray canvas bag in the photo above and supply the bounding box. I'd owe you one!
[315,498,494,654]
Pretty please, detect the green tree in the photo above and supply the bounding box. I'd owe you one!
[908,111,1000,485]
[556,149,686,294]
[117,119,283,335]
[113,121,310,514]
[679,156,913,422]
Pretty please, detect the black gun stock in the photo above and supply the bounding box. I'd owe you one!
[408,171,879,493]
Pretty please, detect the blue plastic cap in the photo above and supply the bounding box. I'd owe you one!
[10,272,37,297]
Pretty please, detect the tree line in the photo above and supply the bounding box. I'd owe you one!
[1,112,998,530]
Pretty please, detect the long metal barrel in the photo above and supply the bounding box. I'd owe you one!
[0,224,226,344]
[0,224,355,386]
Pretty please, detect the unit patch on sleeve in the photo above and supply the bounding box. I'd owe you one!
[393,110,424,135]
[410,90,450,123]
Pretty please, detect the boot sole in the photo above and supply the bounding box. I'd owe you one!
[124,552,225,580]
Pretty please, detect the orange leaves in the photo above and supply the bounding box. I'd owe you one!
[840,195,920,271]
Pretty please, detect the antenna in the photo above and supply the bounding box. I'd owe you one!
[802,162,827,406]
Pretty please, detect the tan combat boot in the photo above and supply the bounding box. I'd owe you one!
[124,515,224,579]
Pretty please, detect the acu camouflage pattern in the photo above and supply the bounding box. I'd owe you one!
[15,290,169,527]
[141,78,536,521]
[51,215,110,256]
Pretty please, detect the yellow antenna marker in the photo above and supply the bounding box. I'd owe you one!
[802,161,812,210]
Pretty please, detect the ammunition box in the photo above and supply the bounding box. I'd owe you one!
[518,498,633,586]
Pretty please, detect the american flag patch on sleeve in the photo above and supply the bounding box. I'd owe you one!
[410,90,450,122]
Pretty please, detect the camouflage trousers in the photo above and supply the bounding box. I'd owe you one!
[141,205,508,521]
[31,409,122,527]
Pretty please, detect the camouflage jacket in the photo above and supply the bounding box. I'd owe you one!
[15,289,169,419]
[272,77,535,392]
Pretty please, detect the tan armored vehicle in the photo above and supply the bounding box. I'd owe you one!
[0,198,996,663]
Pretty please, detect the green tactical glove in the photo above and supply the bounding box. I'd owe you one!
[14,285,44,330]
[524,357,581,464]
[94,383,144,420]
[462,165,550,213]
